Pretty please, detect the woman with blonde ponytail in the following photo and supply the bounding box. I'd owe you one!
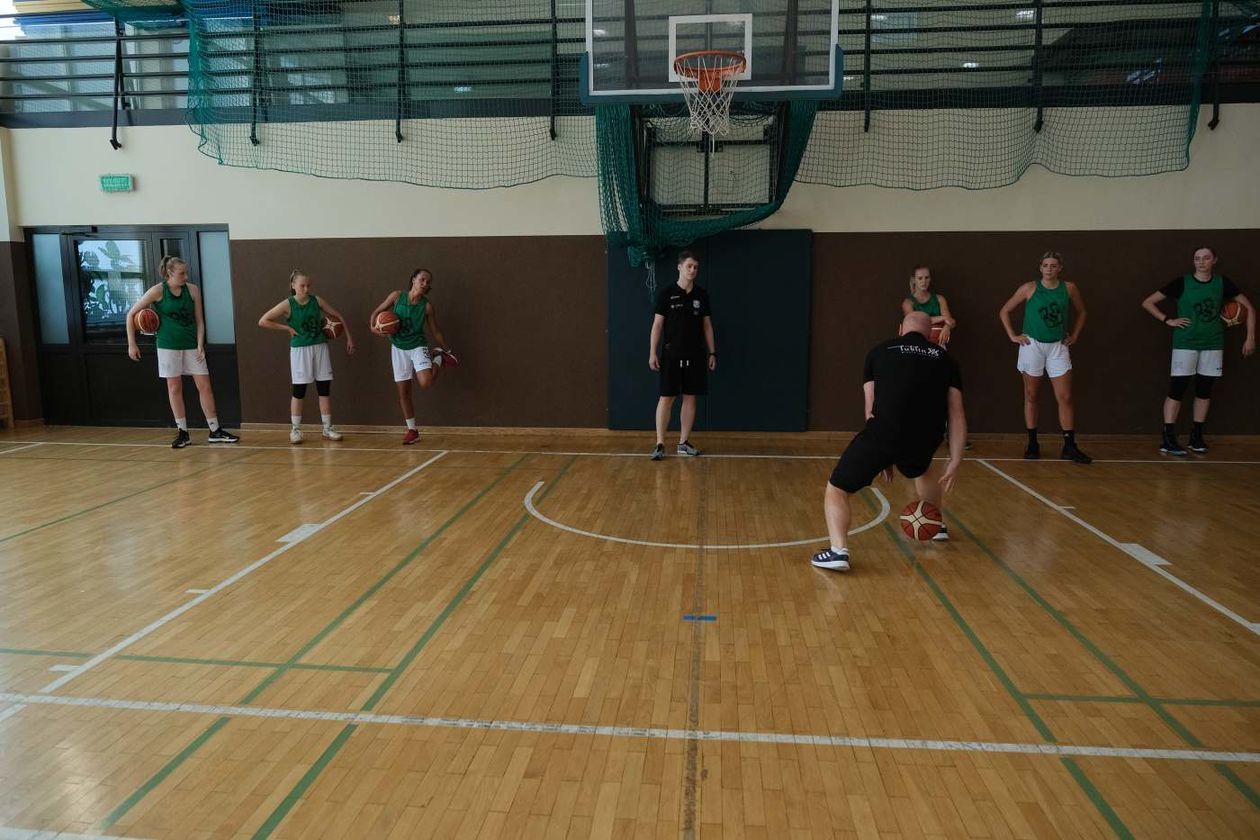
[125,255,240,448]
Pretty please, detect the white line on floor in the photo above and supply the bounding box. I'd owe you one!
[47,665,77,672]
[977,459,1259,636]
[185,589,208,594]
[524,482,890,549]
[2,690,1256,765]
[0,704,26,724]
[37,452,448,694]
[4,438,1259,464]
[0,443,43,456]
[0,827,151,840]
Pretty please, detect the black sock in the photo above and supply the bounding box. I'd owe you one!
[1163,423,1176,436]
[1192,421,1205,435]
[1027,428,1037,443]
[1063,430,1076,444]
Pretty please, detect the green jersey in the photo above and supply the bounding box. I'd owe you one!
[154,281,197,350]
[1170,274,1226,351]
[288,294,326,348]
[1022,280,1070,343]
[908,293,941,317]
[390,292,428,351]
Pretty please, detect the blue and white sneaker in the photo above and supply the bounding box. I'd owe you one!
[810,547,850,571]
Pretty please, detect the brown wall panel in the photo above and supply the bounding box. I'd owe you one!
[810,230,1260,435]
[229,236,608,428]
[0,241,42,421]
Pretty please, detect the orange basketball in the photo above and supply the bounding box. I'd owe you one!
[374,311,400,335]
[134,308,160,335]
[322,317,344,339]
[1221,300,1243,326]
[899,500,944,541]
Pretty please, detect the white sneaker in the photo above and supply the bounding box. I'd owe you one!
[932,526,950,542]
[322,426,343,441]
[289,426,303,445]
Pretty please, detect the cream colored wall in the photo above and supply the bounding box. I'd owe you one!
[6,104,1259,239]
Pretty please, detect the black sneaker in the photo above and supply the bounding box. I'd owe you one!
[677,440,700,457]
[1024,441,1040,460]
[1060,442,1092,464]
[810,548,850,571]
[208,427,240,444]
[1160,434,1187,456]
[1187,433,1208,454]
[650,443,665,461]
[931,526,950,542]
[171,429,191,449]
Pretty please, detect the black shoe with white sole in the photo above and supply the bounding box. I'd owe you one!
[208,427,240,444]
[810,548,850,571]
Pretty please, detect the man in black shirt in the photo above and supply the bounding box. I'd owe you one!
[648,251,716,460]
[812,311,966,572]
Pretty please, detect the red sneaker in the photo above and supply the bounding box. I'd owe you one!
[434,347,459,368]
[402,429,419,445]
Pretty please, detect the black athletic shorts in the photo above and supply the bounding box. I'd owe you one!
[829,431,942,494]
[660,353,708,397]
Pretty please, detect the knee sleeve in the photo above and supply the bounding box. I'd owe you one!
[316,379,331,397]
[1167,376,1190,400]
[1194,374,1216,399]
[292,383,308,399]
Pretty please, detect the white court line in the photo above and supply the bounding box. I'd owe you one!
[185,588,208,594]
[0,704,26,724]
[0,443,43,456]
[47,665,76,672]
[524,481,890,549]
[37,452,448,694]
[2,689,1257,765]
[977,459,1260,636]
[0,828,150,840]
[6,438,1260,464]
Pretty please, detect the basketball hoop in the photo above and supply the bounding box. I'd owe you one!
[673,49,746,136]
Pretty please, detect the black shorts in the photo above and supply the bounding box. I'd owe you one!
[829,431,941,494]
[660,354,708,397]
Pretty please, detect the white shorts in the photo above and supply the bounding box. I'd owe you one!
[391,345,432,382]
[290,344,334,384]
[157,348,209,379]
[1016,339,1072,378]
[1170,349,1223,377]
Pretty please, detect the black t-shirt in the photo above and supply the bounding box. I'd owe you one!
[863,333,963,448]
[654,282,711,356]
[1160,275,1240,300]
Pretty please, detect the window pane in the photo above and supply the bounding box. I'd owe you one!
[161,238,184,259]
[76,239,149,343]
[32,233,69,345]
[198,231,235,344]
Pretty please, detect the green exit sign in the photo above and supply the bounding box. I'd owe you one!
[99,174,135,193]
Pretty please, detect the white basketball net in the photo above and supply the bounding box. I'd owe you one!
[674,50,746,136]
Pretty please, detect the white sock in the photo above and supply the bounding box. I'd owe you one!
[207,416,220,432]
[175,418,188,431]
[291,416,302,428]
[830,546,847,555]
[405,418,416,430]
[321,414,332,429]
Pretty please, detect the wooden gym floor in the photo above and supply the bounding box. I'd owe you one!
[0,426,1257,839]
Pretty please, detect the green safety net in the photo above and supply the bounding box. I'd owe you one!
[75,1,1254,256]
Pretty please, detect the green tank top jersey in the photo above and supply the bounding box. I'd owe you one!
[154,281,198,350]
[1022,280,1070,343]
[287,294,327,348]
[908,292,941,317]
[389,292,428,351]
[1173,274,1226,351]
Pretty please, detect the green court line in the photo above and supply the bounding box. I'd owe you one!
[0,454,254,546]
[863,495,1131,838]
[98,455,530,832]
[947,512,1260,811]
[0,646,91,659]
[252,457,577,839]
[1159,697,1260,709]
[1216,764,1260,809]
[1026,692,1260,709]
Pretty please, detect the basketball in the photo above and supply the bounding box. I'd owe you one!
[899,500,944,541]
[1221,300,1243,326]
[374,311,400,335]
[134,308,160,335]
[322,317,344,339]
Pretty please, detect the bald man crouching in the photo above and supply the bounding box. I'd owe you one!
[813,311,966,572]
